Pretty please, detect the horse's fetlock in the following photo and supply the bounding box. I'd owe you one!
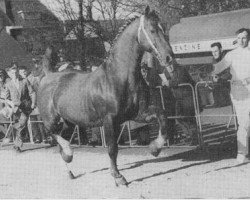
[114,174,128,187]
[110,170,119,178]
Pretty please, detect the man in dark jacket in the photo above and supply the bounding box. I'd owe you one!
[5,64,36,152]
[142,52,177,145]
[211,42,231,107]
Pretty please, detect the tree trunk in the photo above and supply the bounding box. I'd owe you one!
[78,0,86,71]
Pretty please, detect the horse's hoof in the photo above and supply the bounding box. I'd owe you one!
[61,151,73,163]
[115,175,128,187]
[150,148,161,157]
[68,171,75,179]
[13,146,22,153]
[149,141,161,157]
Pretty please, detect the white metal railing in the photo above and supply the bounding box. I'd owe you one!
[117,83,199,147]
[194,81,237,145]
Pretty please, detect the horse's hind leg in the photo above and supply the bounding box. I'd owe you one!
[104,115,128,186]
[43,116,75,179]
[52,121,76,179]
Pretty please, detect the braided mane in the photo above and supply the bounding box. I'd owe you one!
[106,16,139,59]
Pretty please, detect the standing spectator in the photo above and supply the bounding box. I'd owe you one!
[211,42,231,107]
[4,64,36,152]
[213,28,250,163]
[19,66,29,80]
[41,45,59,76]
[0,69,11,117]
[20,65,46,143]
[142,52,177,145]
[16,66,31,142]
[0,69,11,139]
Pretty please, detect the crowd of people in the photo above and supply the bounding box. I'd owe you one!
[0,48,106,151]
[0,63,36,152]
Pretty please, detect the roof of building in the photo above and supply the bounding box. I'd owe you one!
[0,29,33,70]
[0,8,13,27]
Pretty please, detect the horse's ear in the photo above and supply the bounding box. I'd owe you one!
[145,5,150,16]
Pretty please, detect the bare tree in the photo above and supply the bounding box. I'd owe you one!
[47,0,136,69]
[125,0,250,32]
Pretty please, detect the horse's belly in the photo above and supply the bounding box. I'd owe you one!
[57,96,107,127]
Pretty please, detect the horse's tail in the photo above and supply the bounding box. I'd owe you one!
[42,55,53,75]
[42,45,59,75]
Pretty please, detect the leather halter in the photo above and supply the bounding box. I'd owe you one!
[137,15,174,76]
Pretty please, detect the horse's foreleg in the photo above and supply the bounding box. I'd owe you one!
[104,115,128,186]
[149,114,167,157]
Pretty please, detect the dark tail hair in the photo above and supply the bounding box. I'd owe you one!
[42,45,59,75]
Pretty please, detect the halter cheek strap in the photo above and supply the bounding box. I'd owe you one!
[158,24,164,34]
[138,16,161,61]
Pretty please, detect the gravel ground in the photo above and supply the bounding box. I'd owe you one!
[0,144,249,199]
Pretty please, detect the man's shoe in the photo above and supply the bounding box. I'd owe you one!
[34,139,41,144]
[236,154,250,164]
[13,146,22,153]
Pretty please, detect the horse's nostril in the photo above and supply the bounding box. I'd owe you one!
[166,56,172,63]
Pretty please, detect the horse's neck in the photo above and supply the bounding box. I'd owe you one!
[106,19,142,87]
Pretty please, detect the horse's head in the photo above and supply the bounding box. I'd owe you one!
[138,6,174,76]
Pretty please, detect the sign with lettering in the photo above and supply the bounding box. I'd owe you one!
[171,37,237,54]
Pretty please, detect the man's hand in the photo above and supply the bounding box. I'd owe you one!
[212,75,219,82]
[159,73,169,87]
[204,81,213,90]
[31,104,36,110]
[162,80,169,87]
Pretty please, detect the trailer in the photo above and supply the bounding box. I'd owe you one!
[167,9,250,148]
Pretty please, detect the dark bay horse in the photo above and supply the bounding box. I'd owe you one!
[37,6,174,186]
